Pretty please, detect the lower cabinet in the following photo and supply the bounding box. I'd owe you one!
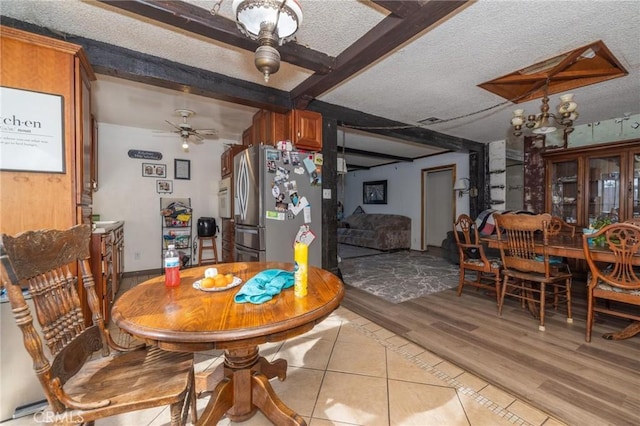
[89,222,124,325]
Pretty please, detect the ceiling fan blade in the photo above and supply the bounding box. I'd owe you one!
[191,138,204,145]
[165,120,182,132]
[196,129,218,135]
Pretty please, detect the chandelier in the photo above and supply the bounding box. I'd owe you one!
[231,0,303,83]
[511,83,578,137]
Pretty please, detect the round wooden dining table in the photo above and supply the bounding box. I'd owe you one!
[111,262,344,426]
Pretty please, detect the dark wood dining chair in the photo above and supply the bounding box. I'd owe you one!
[582,223,640,342]
[0,225,196,425]
[494,213,573,331]
[453,214,502,307]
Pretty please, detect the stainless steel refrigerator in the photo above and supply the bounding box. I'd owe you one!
[234,145,322,267]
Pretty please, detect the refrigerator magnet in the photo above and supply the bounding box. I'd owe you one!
[271,185,280,198]
[295,224,316,246]
[290,151,300,165]
[313,153,323,165]
[303,205,312,223]
[267,160,276,173]
[294,166,305,175]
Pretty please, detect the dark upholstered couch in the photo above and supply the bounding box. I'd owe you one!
[337,213,411,251]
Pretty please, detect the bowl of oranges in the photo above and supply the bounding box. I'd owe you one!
[193,267,242,292]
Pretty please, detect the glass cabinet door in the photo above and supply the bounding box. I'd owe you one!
[631,151,640,219]
[588,155,621,223]
[550,159,579,224]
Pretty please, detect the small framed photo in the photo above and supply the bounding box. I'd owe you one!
[156,179,173,194]
[143,163,166,178]
[363,180,387,204]
[175,158,191,180]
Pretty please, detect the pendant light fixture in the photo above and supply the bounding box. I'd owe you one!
[511,82,579,137]
[231,0,303,83]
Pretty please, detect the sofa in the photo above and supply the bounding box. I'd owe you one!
[337,213,411,251]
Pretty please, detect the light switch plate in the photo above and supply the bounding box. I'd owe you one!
[322,189,331,199]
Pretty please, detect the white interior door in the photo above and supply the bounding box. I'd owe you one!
[423,168,454,249]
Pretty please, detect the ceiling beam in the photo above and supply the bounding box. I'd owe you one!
[343,147,413,162]
[371,1,427,18]
[97,0,334,74]
[310,100,483,153]
[1,17,483,153]
[0,17,292,112]
[290,0,471,109]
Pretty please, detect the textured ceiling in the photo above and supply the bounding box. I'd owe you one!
[2,0,639,169]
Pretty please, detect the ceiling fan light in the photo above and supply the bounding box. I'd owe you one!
[232,0,302,43]
[182,139,189,150]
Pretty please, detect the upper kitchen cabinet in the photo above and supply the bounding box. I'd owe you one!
[0,26,96,235]
[288,109,323,151]
[242,126,253,147]
[252,109,287,146]
[221,145,246,179]
[544,140,640,227]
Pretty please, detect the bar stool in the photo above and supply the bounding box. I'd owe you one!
[197,236,219,265]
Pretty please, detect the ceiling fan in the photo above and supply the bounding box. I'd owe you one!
[164,109,218,148]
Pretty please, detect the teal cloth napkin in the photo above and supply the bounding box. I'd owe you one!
[234,269,295,304]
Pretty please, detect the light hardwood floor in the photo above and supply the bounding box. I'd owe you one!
[341,256,640,426]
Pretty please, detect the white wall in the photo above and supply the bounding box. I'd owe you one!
[341,152,470,250]
[93,123,232,272]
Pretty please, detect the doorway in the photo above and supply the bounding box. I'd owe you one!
[422,166,456,251]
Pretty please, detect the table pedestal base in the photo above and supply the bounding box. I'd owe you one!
[603,321,640,340]
[197,346,306,426]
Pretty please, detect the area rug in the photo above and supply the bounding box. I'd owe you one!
[339,250,460,304]
[338,243,384,259]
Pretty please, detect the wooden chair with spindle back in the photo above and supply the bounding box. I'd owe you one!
[0,225,196,425]
[453,214,502,308]
[582,222,640,342]
[494,213,573,331]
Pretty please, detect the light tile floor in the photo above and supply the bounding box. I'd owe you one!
[3,275,567,426]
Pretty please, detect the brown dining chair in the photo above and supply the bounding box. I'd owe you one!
[624,217,640,227]
[0,225,196,425]
[582,223,640,342]
[548,216,576,237]
[494,213,573,331]
[453,214,502,307]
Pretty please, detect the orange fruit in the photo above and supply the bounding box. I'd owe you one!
[201,277,216,288]
[213,274,227,287]
[225,274,234,284]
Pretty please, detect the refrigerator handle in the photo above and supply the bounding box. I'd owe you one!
[237,154,249,221]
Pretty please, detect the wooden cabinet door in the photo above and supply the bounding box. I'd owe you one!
[221,149,231,178]
[289,109,323,151]
[242,127,253,146]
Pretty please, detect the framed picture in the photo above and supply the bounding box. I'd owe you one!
[363,180,387,204]
[0,86,65,173]
[174,158,191,180]
[142,163,166,178]
[156,179,173,194]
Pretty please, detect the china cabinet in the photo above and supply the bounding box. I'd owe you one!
[544,140,640,227]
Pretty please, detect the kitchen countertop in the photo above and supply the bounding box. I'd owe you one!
[92,220,124,234]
